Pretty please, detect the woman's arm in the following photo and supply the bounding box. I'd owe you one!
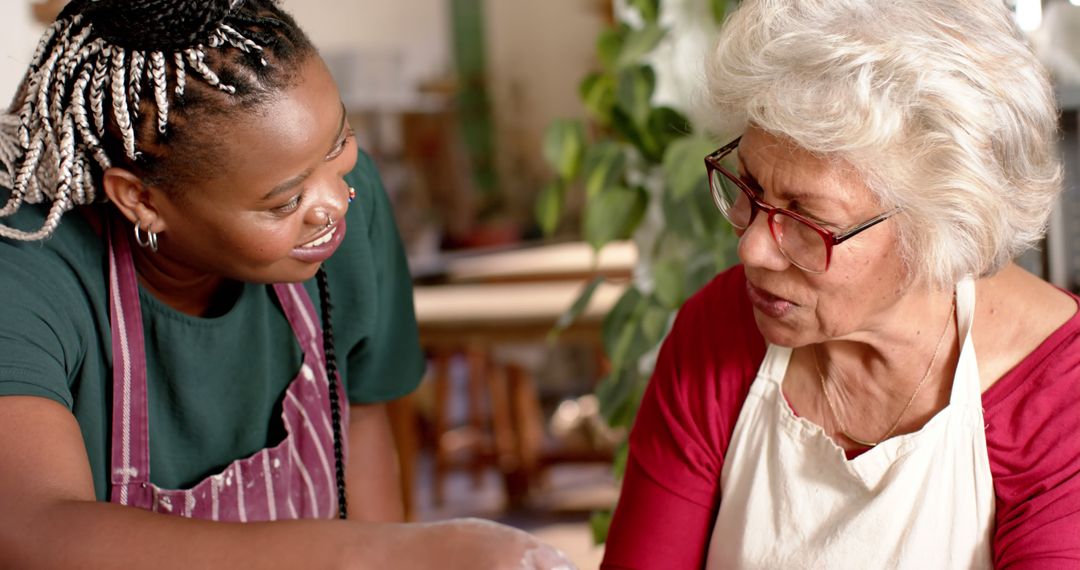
[601,267,764,569]
[0,396,569,570]
[345,402,404,522]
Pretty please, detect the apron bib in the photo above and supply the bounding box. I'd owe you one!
[106,217,348,521]
[707,278,994,569]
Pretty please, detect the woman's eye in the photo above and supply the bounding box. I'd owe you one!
[272,193,303,214]
[328,128,355,160]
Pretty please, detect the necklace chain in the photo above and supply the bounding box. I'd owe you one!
[814,295,956,448]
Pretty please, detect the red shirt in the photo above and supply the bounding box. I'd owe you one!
[602,265,1080,569]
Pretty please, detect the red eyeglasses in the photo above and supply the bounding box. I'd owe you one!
[704,136,895,273]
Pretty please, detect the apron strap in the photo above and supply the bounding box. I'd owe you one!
[106,215,153,506]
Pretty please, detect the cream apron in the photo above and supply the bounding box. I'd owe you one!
[706,279,994,569]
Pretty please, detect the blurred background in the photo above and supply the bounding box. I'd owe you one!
[3,1,1080,568]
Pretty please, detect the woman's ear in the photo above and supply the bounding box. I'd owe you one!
[101,167,168,234]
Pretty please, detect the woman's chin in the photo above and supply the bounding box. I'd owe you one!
[752,310,808,348]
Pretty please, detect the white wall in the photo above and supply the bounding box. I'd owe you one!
[0,0,452,111]
[485,0,607,218]
[282,0,451,105]
[0,0,49,109]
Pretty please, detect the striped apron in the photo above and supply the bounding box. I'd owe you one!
[105,217,347,520]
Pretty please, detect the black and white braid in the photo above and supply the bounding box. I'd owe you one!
[0,0,300,242]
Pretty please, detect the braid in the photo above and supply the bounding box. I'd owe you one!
[109,48,137,160]
[128,50,146,120]
[316,267,349,520]
[173,52,188,97]
[0,0,316,242]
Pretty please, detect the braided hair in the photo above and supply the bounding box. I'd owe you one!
[0,0,349,518]
[0,0,314,241]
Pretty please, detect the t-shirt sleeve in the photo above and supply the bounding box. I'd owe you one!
[0,248,82,408]
[602,266,763,569]
[338,150,425,404]
[986,316,1080,569]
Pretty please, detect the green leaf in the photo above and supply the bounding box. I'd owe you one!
[653,257,685,309]
[596,368,638,424]
[579,72,617,125]
[639,302,672,346]
[662,134,717,200]
[542,119,585,180]
[552,276,605,335]
[597,26,627,70]
[642,106,691,162]
[590,510,613,545]
[605,380,645,428]
[711,0,729,24]
[612,441,630,480]
[603,287,644,358]
[610,106,647,155]
[628,0,660,23]
[661,185,700,240]
[583,185,648,251]
[615,24,667,70]
[535,180,565,237]
[581,141,626,200]
[616,65,657,127]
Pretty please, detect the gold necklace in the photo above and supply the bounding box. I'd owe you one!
[814,296,956,448]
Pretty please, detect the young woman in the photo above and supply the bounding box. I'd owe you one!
[0,1,573,568]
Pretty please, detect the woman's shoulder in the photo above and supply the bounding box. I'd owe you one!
[975,263,1080,390]
[980,268,1080,565]
[0,204,106,292]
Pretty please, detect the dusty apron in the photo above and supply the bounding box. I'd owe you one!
[707,278,994,569]
[106,218,347,521]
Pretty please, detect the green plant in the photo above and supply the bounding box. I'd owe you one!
[536,0,739,544]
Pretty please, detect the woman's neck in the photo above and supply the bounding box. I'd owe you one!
[130,243,239,317]
[787,285,961,449]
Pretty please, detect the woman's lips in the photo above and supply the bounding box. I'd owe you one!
[746,280,797,319]
[290,218,347,264]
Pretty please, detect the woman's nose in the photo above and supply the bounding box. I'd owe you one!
[737,213,790,272]
[306,182,350,227]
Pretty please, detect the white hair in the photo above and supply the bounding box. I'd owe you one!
[704,0,1062,288]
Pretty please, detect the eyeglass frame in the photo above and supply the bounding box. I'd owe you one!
[704,136,897,273]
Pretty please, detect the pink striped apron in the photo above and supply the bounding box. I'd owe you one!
[105,218,348,520]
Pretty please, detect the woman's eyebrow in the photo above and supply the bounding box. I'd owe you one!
[738,154,839,206]
[260,105,348,201]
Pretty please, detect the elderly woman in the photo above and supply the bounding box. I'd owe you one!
[602,0,1080,568]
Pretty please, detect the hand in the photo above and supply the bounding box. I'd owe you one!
[408,517,577,570]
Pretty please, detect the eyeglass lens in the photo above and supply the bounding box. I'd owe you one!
[709,152,829,272]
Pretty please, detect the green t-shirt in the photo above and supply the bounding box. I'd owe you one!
[0,149,425,500]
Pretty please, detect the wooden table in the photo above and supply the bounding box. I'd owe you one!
[441,240,636,284]
[395,243,634,515]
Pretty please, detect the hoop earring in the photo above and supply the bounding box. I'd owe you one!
[347,186,356,203]
[134,223,159,252]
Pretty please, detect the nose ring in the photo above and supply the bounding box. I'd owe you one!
[324,212,334,230]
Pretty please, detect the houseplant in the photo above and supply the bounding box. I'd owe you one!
[537,0,739,542]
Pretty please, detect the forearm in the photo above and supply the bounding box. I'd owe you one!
[346,402,405,522]
[2,497,397,570]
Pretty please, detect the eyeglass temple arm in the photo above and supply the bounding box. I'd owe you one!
[833,208,900,244]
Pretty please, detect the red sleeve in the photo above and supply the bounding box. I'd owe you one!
[602,266,766,570]
[985,294,1080,569]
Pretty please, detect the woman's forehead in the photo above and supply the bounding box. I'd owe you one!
[192,57,344,198]
[739,128,872,211]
